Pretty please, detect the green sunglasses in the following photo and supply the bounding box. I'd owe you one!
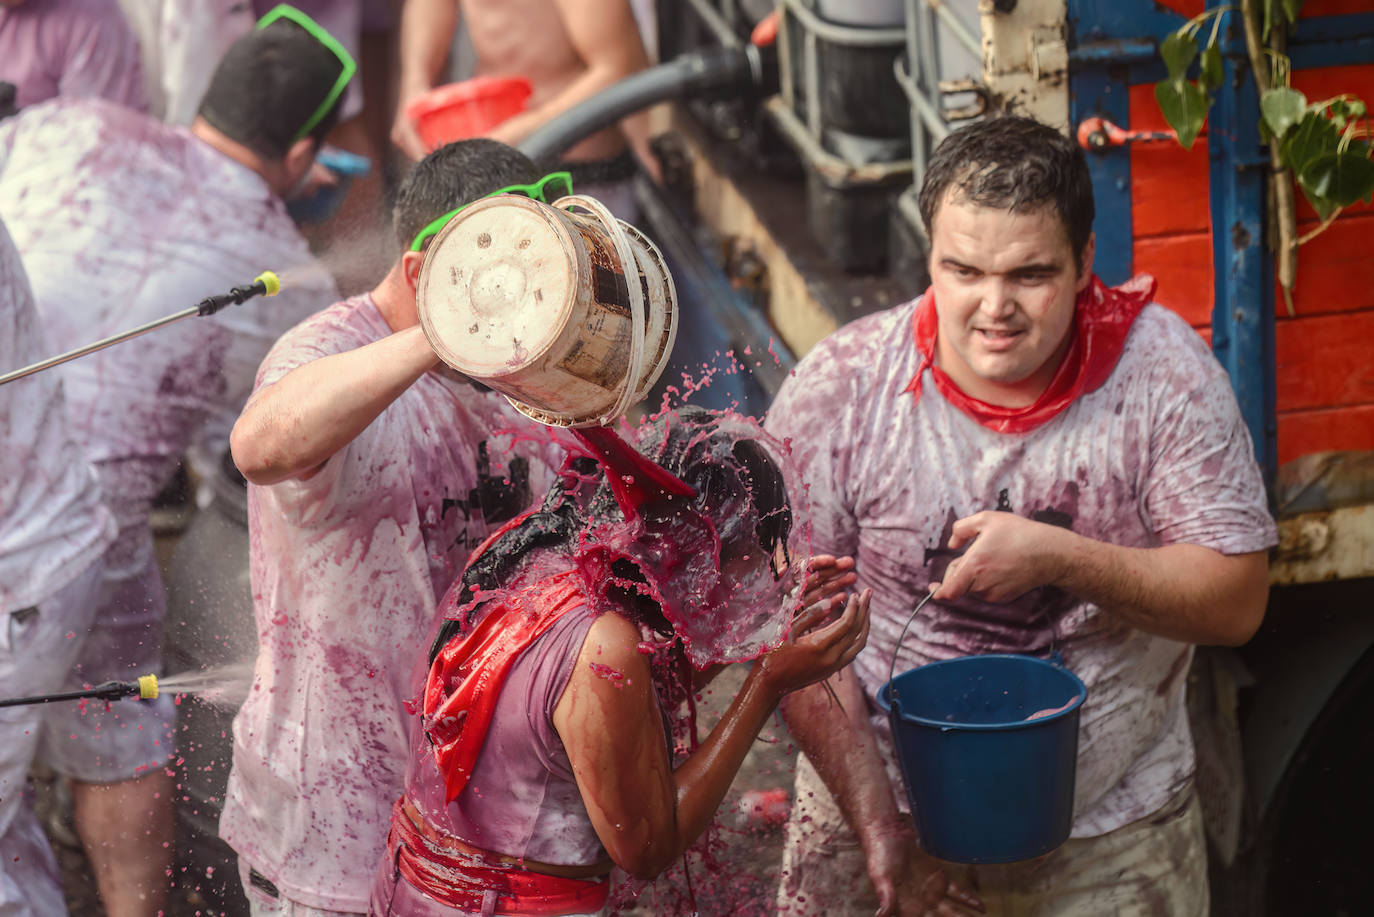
[256,4,357,144]
[408,171,574,252]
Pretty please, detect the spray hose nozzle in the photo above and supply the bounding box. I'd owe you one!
[195,270,282,316]
[0,674,161,708]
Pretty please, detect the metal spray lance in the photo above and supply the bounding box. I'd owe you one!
[0,674,159,708]
[0,271,282,387]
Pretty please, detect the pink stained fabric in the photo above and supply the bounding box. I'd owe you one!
[425,572,586,805]
[0,0,147,112]
[221,295,565,913]
[0,97,337,564]
[0,217,113,913]
[0,97,337,782]
[0,217,113,614]
[765,300,1277,838]
[374,798,608,917]
[371,599,608,916]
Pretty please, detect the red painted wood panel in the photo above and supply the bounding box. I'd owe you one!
[1133,233,1214,326]
[1120,51,1374,460]
[1301,0,1374,18]
[1272,27,1374,460]
[1156,0,1204,19]
[1282,212,1374,317]
[1279,404,1374,466]
[1275,308,1374,412]
[1128,84,1211,238]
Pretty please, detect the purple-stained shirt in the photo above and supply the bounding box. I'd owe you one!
[406,600,607,866]
[0,97,336,569]
[766,300,1277,838]
[221,295,565,913]
[0,217,113,613]
[0,0,147,112]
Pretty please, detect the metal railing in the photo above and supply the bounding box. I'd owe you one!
[894,0,987,233]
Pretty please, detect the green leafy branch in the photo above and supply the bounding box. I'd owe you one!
[1154,6,1232,149]
[1153,0,1374,314]
[1262,90,1373,231]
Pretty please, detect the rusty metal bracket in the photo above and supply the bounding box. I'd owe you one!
[938,78,991,121]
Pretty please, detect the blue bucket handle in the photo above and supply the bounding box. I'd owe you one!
[885,589,1070,716]
[886,589,936,715]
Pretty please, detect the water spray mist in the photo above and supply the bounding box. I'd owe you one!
[0,271,281,387]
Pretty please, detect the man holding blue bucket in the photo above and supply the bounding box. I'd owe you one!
[766,115,1276,915]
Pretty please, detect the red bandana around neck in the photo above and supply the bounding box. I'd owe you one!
[903,273,1157,434]
[425,570,585,803]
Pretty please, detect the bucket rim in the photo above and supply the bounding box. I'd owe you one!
[876,653,1088,732]
[405,77,533,118]
[416,195,580,378]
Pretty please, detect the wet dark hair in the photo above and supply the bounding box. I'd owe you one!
[427,408,794,664]
[634,410,794,578]
[197,19,346,161]
[392,139,541,250]
[918,115,1096,269]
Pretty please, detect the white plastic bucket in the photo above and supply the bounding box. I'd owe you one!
[416,194,677,427]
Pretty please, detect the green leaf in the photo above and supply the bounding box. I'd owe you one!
[1260,87,1308,139]
[1280,109,1342,175]
[1263,0,1275,42]
[1154,79,1211,149]
[1199,45,1225,93]
[1298,151,1374,213]
[1328,97,1367,130]
[1282,0,1304,28]
[1160,31,1199,83]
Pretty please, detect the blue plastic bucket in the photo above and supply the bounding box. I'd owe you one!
[286,147,371,224]
[876,653,1087,863]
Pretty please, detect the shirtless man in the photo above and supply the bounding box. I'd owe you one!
[392,0,655,215]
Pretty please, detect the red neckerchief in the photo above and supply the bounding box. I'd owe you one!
[903,273,1157,434]
[425,570,585,804]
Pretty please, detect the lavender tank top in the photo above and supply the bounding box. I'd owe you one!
[405,602,608,866]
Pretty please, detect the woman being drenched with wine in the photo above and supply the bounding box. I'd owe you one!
[370,407,869,916]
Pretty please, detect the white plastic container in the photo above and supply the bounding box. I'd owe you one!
[416,194,677,427]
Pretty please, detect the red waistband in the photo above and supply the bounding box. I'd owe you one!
[387,799,610,916]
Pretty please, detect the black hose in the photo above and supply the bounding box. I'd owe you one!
[519,45,767,165]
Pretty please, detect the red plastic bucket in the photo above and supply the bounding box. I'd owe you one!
[405,78,533,151]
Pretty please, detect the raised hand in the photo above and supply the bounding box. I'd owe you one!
[794,553,858,612]
[759,588,871,698]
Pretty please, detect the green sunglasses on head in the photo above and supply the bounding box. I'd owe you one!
[256,4,357,144]
[408,171,574,252]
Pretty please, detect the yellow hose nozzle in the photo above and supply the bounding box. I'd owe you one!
[255,271,281,297]
[137,674,159,700]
